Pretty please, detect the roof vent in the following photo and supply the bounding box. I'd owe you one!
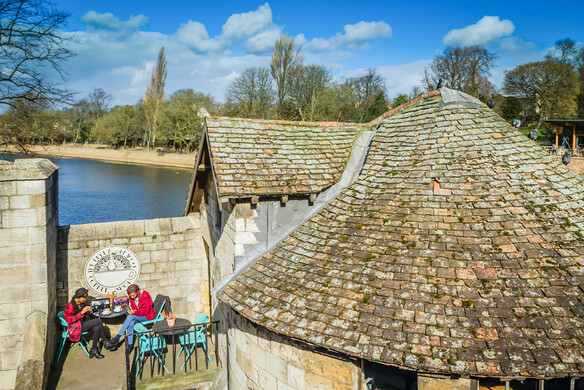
[432,179,451,196]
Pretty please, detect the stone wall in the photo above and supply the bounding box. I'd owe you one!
[57,215,209,319]
[0,159,59,390]
[223,306,361,390]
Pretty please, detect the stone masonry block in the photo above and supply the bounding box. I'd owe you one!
[151,251,168,263]
[305,372,334,390]
[170,216,195,232]
[0,196,8,210]
[16,181,45,195]
[277,380,295,390]
[30,264,48,284]
[1,209,37,228]
[175,260,192,271]
[141,263,155,274]
[0,302,31,320]
[144,219,160,235]
[249,340,266,370]
[0,370,16,390]
[266,351,287,382]
[168,249,186,262]
[27,226,46,245]
[0,182,17,196]
[0,228,27,246]
[235,345,252,374]
[1,350,22,370]
[29,194,45,207]
[287,364,305,389]
[115,220,145,237]
[0,266,31,286]
[9,195,30,209]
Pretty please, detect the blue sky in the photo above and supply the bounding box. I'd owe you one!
[53,0,584,106]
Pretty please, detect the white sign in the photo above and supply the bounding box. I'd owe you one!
[84,246,140,295]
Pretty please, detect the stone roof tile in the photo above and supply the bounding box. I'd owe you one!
[221,89,584,379]
[206,117,362,197]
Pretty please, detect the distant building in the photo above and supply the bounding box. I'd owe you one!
[185,88,584,389]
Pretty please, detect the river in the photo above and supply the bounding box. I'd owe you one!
[1,154,192,225]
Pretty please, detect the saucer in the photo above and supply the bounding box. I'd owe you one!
[113,307,123,313]
[102,310,111,315]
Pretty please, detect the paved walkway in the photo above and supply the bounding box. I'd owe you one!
[47,338,219,390]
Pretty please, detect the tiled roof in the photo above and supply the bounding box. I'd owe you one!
[221,90,584,379]
[205,117,362,198]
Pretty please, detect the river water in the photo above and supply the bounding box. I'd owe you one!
[1,154,192,225]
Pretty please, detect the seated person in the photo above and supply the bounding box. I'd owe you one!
[64,288,116,359]
[107,284,154,348]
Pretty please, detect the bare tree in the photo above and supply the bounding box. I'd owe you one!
[350,68,387,103]
[142,47,167,148]
[288,65,331,121]
[270,35,304,113]
[88,88,112,121]
[546,38,577,66]
[226,67,274,119]
[0,0,73,108]
[422,46,496,98]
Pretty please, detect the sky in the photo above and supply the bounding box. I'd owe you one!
[52,0,584,107]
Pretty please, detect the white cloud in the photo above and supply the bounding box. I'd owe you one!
[443,16,514,47]
[81,11,148,35]
[175,21,222,53]
[497,36,538,52]
[221,2,273,44]
[245,28,282,53]
[309,21,392,51]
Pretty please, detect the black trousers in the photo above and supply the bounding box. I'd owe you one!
[81,318,106,349]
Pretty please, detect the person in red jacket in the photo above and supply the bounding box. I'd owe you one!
[107,284,154,348]
[63,288,116,359]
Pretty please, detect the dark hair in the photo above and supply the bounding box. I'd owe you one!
[127,284,140,294]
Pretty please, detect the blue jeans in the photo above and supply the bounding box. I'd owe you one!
[117,315,147,346]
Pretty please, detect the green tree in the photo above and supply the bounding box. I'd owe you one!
[392,94,411,108]
[142,47,167,148]
[270,35,304,117]
[577,93,584,119]
[225,67,275,118]
[504,60,579,119]
[501,96,523,122]
[93,105,141,146]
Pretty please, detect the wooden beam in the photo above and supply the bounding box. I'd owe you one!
[555,127,559,149]
[309,193,317,202]
[281,195,288,204]
[251,196,259,204]
[197,163,208,172]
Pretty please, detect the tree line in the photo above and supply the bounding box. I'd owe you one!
[1,0,583,152]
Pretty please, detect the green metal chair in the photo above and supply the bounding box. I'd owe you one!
[138,300,166,328]
[57,311,90,361]
[176,313,212,370]
[133,322,169,378]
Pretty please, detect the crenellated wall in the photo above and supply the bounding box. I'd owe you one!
[57,216,209,318]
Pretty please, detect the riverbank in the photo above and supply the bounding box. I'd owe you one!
[3,144,196,169]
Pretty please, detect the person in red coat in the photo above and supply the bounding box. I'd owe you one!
[107,284,154,348]
[63,288,116,359]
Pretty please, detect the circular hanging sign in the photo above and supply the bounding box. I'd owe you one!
[84,246,140,295]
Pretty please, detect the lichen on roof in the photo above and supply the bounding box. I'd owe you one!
[205,117,364,198]
[221,90,584,379]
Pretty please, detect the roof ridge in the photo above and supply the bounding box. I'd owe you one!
[206,116,364,128]
[366,89,441,127]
